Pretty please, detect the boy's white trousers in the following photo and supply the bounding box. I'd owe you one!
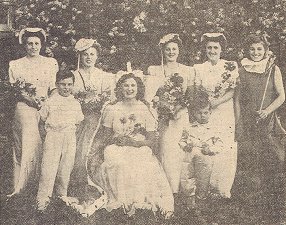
[37,129,76,205]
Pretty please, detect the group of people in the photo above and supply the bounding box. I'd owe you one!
[7,27,286,223]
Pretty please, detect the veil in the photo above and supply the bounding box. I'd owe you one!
[62,104,110,217]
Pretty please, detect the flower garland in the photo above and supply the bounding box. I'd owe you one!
[212,61,237,99]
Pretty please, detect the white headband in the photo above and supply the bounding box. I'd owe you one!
[19,28,46,44]
[201,33,226,42]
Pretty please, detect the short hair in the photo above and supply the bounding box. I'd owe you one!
[115,73,145,101]
[201,35,226,52]
[185,85,210,112]
[243,34,270,59]
[22,31,46,45]
[56,69,75,83]
[191,95,211,112]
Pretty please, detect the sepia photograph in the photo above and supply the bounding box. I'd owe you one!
[1,0,286,224]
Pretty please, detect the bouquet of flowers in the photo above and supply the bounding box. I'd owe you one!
[74,88,111,115]
[11,78,43,109]
[119,114,147,142]
[152,73,185,120]
[212,61,237,99]
[179,128,223,156]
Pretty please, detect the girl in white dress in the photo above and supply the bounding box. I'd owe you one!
[147,34,194,194]
[193,33,239,198]
[8,28,58,196]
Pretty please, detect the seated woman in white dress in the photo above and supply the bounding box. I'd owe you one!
[66,73,174,218]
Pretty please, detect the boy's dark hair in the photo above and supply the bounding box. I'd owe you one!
[191,94,211,112]
[56,69,75,83]
[185,84,210,112]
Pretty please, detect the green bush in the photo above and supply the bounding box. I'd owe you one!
[13,0,286,71]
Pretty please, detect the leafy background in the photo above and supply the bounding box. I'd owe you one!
[11,0,286,73]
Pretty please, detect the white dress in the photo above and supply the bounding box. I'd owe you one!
[95,102,174,215]
[9,55,58,194]
[194,59,238,198]
[146,64,194,193]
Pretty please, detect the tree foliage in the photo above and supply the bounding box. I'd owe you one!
[13,0,286,71]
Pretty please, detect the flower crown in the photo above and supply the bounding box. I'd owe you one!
[201,33,226,42]
[159,33,182,47]
[18,28,46,44]
[74,38,101,52]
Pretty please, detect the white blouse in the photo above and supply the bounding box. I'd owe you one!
[9,56,58,98]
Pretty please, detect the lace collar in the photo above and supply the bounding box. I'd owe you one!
[241,57,269,74]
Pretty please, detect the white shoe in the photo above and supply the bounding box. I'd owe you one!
[37,198,50,211]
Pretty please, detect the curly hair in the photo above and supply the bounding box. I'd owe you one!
[243,33,270,60]
[115,73,146,102]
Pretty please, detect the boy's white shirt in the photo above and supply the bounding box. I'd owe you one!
[40,92,84,131]
[182,120,224,152]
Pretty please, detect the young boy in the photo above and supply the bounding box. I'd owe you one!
[179,91,223,209]
[37,70,84,210]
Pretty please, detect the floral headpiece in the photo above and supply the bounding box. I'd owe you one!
[74,38,100,52]
[201,33,226,42]
[159,33,182,47]
[19,28,46,44]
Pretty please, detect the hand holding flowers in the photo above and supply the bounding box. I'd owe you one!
[74,88,111,114]
[153,73,186,121]
[11,78,44,110]
[115,114,147,147]
[179,128,223,156]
